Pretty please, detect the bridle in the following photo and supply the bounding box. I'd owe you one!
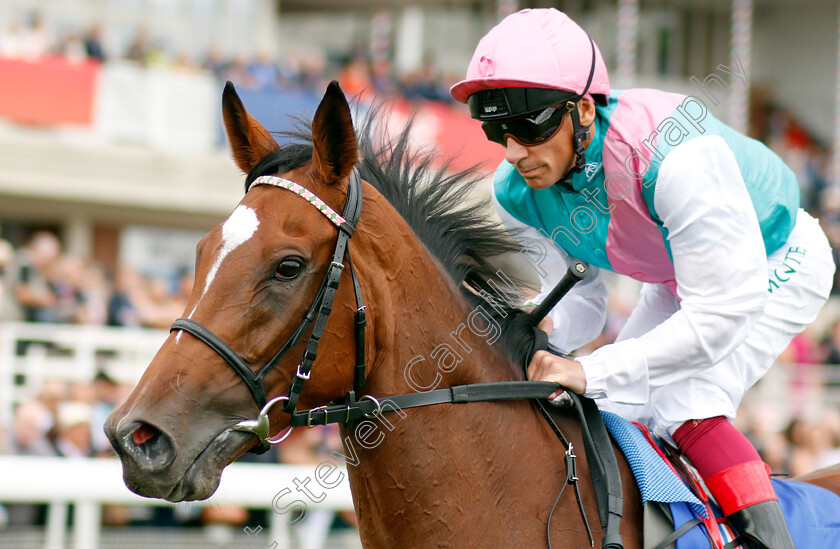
[167,167,623,549]
[170,168,367,452]
[167,166,561,451]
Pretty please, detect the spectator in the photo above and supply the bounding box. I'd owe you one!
[19,12,53,60]
[144,37,171,67]
[36,378,67,442]
[0,234,20,321]
[90,371,122,456]
[783,417,834,477]
[401,61,448,103]
[69,380,94,404]
[13,231,61,323]
[83,24,106,62]
[136,276,180,329]
[296,49,328,90]
[337,55,372,100]
[248,50,283,90]
[6,400,54,456]
[107,265,143,327]
[202,45,229,80]
[221,54,255,89]
[59,31,87,63]
[52,255,86,324]
[77,261,110,325]
[52,400,92,458]
[125,28,150,66]
[172,269,194,315]
[369,58,398,97]
[3,400,55,526]
[813,411,840,469]
[0,22,25,59]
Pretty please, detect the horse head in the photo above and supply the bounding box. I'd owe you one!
[104,81,370,501]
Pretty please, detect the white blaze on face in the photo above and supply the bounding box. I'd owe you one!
[177,205,260,340]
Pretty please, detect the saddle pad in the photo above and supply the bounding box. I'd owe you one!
[602,410,840,548]
[600,410,708,518]
[772,478,840,547]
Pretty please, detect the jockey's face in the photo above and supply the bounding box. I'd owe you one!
[503,99,595,190]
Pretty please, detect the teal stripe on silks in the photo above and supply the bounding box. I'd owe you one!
[494,162,613,270]
[646,107,799,256]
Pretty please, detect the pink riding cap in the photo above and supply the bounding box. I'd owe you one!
[450,8,610,105]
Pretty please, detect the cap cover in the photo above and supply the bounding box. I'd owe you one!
[450,8,609,106]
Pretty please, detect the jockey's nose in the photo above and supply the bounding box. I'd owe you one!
[107,419,176,472]
[504,137,529,165]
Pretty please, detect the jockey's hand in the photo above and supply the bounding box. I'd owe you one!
[528,352,587,398]
[524,311,586,397]
[522,304,554,337]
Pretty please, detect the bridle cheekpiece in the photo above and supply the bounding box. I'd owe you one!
[170,169,366,453]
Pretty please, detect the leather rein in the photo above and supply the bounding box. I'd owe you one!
[169,168,622,549]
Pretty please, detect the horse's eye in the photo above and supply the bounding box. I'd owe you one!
[274,258,303,280]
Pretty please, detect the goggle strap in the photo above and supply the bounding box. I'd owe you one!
[581,37,596,100]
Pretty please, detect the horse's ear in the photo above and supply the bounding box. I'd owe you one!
[309,81,358,186]
[222,81,280,174]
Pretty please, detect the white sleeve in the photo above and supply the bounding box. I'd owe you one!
[614,282,679,342]
[491,190,608,353]
[577,135,768,404]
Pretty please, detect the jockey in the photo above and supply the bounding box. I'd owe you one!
[451,8,835,549]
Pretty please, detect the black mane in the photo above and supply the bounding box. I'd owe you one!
[244,109,541,370]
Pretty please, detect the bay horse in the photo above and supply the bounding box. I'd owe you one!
[105,82,840,548]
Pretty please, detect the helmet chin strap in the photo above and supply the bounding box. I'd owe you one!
[555,106,591,191]
[555,35,598,191]
[570,107,590,174]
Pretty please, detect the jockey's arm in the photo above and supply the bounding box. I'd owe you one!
[491,190,609,354]
[572,136,768,403]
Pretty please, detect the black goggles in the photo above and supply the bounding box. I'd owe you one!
[481,101,575,146]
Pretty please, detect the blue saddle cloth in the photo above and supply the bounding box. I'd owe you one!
[601,410,840,548]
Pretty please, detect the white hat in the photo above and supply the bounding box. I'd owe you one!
[57,401,91,429]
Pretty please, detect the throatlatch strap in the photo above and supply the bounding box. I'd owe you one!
[347,253,367,390]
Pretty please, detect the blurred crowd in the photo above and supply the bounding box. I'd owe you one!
[2,7,840,543]
[0,11,457,104]
[0,231,189,330]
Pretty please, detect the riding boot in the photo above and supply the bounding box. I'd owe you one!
[705,461,795,549]
[728,500,795,549]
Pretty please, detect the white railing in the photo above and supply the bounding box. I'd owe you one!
[3,320,840,430]
[0,322,168,428]
[0,456,354,549]
[1,321,839,548]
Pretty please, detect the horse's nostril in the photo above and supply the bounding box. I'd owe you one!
[132,423,158,446]
[119,421,175,470]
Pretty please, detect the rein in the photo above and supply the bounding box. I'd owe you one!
[169,169,621,549]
